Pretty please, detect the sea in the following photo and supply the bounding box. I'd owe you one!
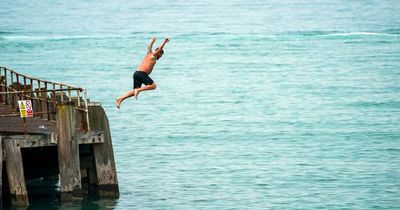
[0,0,400,209]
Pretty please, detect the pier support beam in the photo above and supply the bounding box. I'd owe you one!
[4,138,29,207]
[0,136,2,208]
[89,105,119,198]
[56,103,82,201]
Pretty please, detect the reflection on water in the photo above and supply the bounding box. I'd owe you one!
[1,178,118,210]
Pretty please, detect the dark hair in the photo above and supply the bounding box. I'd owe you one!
[155,47,164,55]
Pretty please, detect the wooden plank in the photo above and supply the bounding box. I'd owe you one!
[89,105,119,198]
[4,138,29,207]
[56,104,82,201]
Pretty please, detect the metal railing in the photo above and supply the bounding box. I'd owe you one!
[0,66,90,131]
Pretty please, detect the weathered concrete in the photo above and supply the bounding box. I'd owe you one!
[0,136,3,208]
[4,138,29,207]
[1,67,119,207]
[56,104,82,201]
[89,105,119,198]
[0,131,104,148]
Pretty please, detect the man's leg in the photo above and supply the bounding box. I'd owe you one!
[116,90,136,109]
[135,83,156,99]
[115,83,156,109]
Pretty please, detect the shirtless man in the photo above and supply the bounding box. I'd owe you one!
[116,37,170,109]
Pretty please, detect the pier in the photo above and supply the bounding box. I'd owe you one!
[0,66,119,208]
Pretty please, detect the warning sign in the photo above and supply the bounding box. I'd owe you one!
[18,100,33,118]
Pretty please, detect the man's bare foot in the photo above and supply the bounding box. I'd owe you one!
[116,98,122,109]
[134,89,139,100]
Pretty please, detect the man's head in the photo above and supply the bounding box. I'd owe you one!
[154,47,164,60]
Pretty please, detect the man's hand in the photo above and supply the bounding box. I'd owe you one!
[148,37,156,53]
[164,38,170,43]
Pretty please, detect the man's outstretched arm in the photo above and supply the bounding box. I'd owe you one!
[147,37,156,53]
[153,38,170,55]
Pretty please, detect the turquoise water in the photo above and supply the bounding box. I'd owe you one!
[1,0,400,209]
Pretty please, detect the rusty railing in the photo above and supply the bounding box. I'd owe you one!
[0,66,90,131]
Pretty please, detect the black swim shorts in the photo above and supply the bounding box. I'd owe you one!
[133,71,154,89]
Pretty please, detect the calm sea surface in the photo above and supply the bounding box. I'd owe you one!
[1,0,400,209]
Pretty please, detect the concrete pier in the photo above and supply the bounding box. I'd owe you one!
[0,66,119,208]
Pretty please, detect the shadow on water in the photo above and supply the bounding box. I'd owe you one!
[2,178,118,210]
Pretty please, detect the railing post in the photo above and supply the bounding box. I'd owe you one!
[37,82,49,119]
[10,71,15,108]
[60,85,64,103]
[16,74,20,91]
[10,71,13,85]
[84,90,90,131]
[68,87,71,102]
[23,77,27,90]
[45,82,50,120]
[4,69,8,105]
[0,68,4,103]
[77,90,81,108]
[51,84,57,120]
[29,78,34,110]
[37,80,42,114]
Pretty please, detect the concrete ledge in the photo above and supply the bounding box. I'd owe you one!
[1,131,105,148]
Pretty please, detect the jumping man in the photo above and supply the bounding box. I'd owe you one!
[116,37,170,109]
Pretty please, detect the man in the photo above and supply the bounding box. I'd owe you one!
[116,37,170,109]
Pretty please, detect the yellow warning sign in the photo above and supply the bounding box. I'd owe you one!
[20,102,26,109]
[18,100,34,118]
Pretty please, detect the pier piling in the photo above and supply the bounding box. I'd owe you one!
[0,136,3,208]
[89,105,119,198]
[57,103,83,201]
[4,138,29,207]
